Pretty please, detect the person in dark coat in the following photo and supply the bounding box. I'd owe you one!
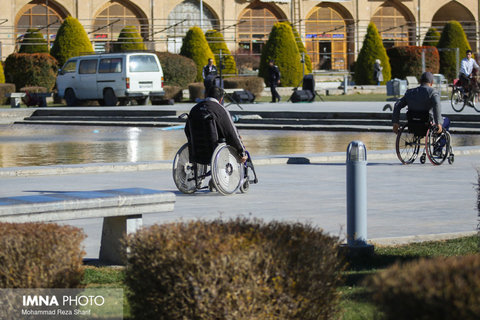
[185,85,247,164]
[268,60,281,103]
[202,58,218,94]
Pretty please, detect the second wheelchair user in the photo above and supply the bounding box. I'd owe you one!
[185,85,248,163]
[392,71,450,134]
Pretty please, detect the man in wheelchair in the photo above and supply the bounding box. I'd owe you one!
[392,72,448,134]
[392,72,453,165]
[185,85,248,164]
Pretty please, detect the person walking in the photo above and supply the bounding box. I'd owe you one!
[373,59,383,85]
[202,58,218,94]
[268,60,281,103]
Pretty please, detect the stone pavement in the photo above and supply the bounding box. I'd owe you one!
[0,146,479,259]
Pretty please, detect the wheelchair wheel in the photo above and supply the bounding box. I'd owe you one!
[211,144,243,195]
[425,128,450,165]
[172,143,197,194]
[396,124,421,164]
[450,88,465,112]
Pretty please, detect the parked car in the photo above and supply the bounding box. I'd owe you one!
[56,52,165,106]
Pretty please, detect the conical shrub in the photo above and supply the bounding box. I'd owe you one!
[422,27,441,47]
[113,26,146,52]
[0,61,5,83]
[205,30,236,77]
[19,29,49,54]
[290,23,312,74]
[259,22,303,87]
[437,20,471,81]
[354,22,391,85]
[180,26,215,82]
[50,16,93,67]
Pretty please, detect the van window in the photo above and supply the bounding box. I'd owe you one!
[79,59,98,74]
[99,58,122,73]
[129,55,159,73]
[62,60,77,73]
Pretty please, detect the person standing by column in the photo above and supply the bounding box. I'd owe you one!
[202,58,218,94]
[269,60,281,103]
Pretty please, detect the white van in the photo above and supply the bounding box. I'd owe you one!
[56,52,165,106]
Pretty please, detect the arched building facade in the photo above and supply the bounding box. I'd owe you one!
[2,0,479,71]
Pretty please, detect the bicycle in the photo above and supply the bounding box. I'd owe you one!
[450,73,480,112]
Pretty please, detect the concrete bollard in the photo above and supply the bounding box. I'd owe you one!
[345,141,374,255]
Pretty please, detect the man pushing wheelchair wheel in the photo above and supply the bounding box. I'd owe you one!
[172,85,258,195]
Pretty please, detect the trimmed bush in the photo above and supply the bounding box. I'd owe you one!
[188,82,204,101]
[354,22,391,85]
[155,52,197,88]
[0,222,85,288]
[387,46,440,80]
[259,22,303,87]
[366,254,480,319]
[223,76,264,97]
[125,218,344,320]
[205,29,237,77]
[19,29,49,54]
[437,20,471,81]
[4,53,58,91]
[291,23,313,74]
[180,26,215,82]
[422,27,441,47]
[0,61,5,83]
[112,26,146,52]
[51,16,93,67]
[0,83,15,105]
[235,53,260,74]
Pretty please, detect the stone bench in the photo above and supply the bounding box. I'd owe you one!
[5,92,26,108]
[0,188,175,265]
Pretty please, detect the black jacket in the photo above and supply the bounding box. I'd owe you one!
[269,65,281,85]
[185,98,245,164]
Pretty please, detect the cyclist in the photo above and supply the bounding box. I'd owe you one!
[459,49,479,106]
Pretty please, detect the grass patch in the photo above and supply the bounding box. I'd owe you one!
[82,235,479,319]
[340,235,479,319]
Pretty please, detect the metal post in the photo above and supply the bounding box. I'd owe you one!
[343,73,348,95]
[456,48,460,78]
[345,141,374,255]
[421,50,425,73]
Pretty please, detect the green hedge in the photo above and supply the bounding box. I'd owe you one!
[155,52,197,88]
[205,30,237,76]
[366,254,480,319]
[437,20,471,81]
[354,22,391,85]
[259,22,303,87]
[0,83,15,105]
[387,46,440,80]
[188,82,204,101]
[4,53,58,91]
[422,27,441,47]
[112,26,146,52]
[223,76,264,97]
[19,29,49,54]
[180,26,215,82]
[0,223,85,288]
[0,62,5,84]
[125,219,344,320]
[50,16,93,67]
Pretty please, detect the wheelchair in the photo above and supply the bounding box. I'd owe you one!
[172,113,258,195]
[395,111,454,165]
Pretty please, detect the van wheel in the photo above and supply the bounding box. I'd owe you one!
[65,89,79,106]
[103,89,118,106]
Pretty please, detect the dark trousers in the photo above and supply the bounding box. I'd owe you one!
[270,83,280,102]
